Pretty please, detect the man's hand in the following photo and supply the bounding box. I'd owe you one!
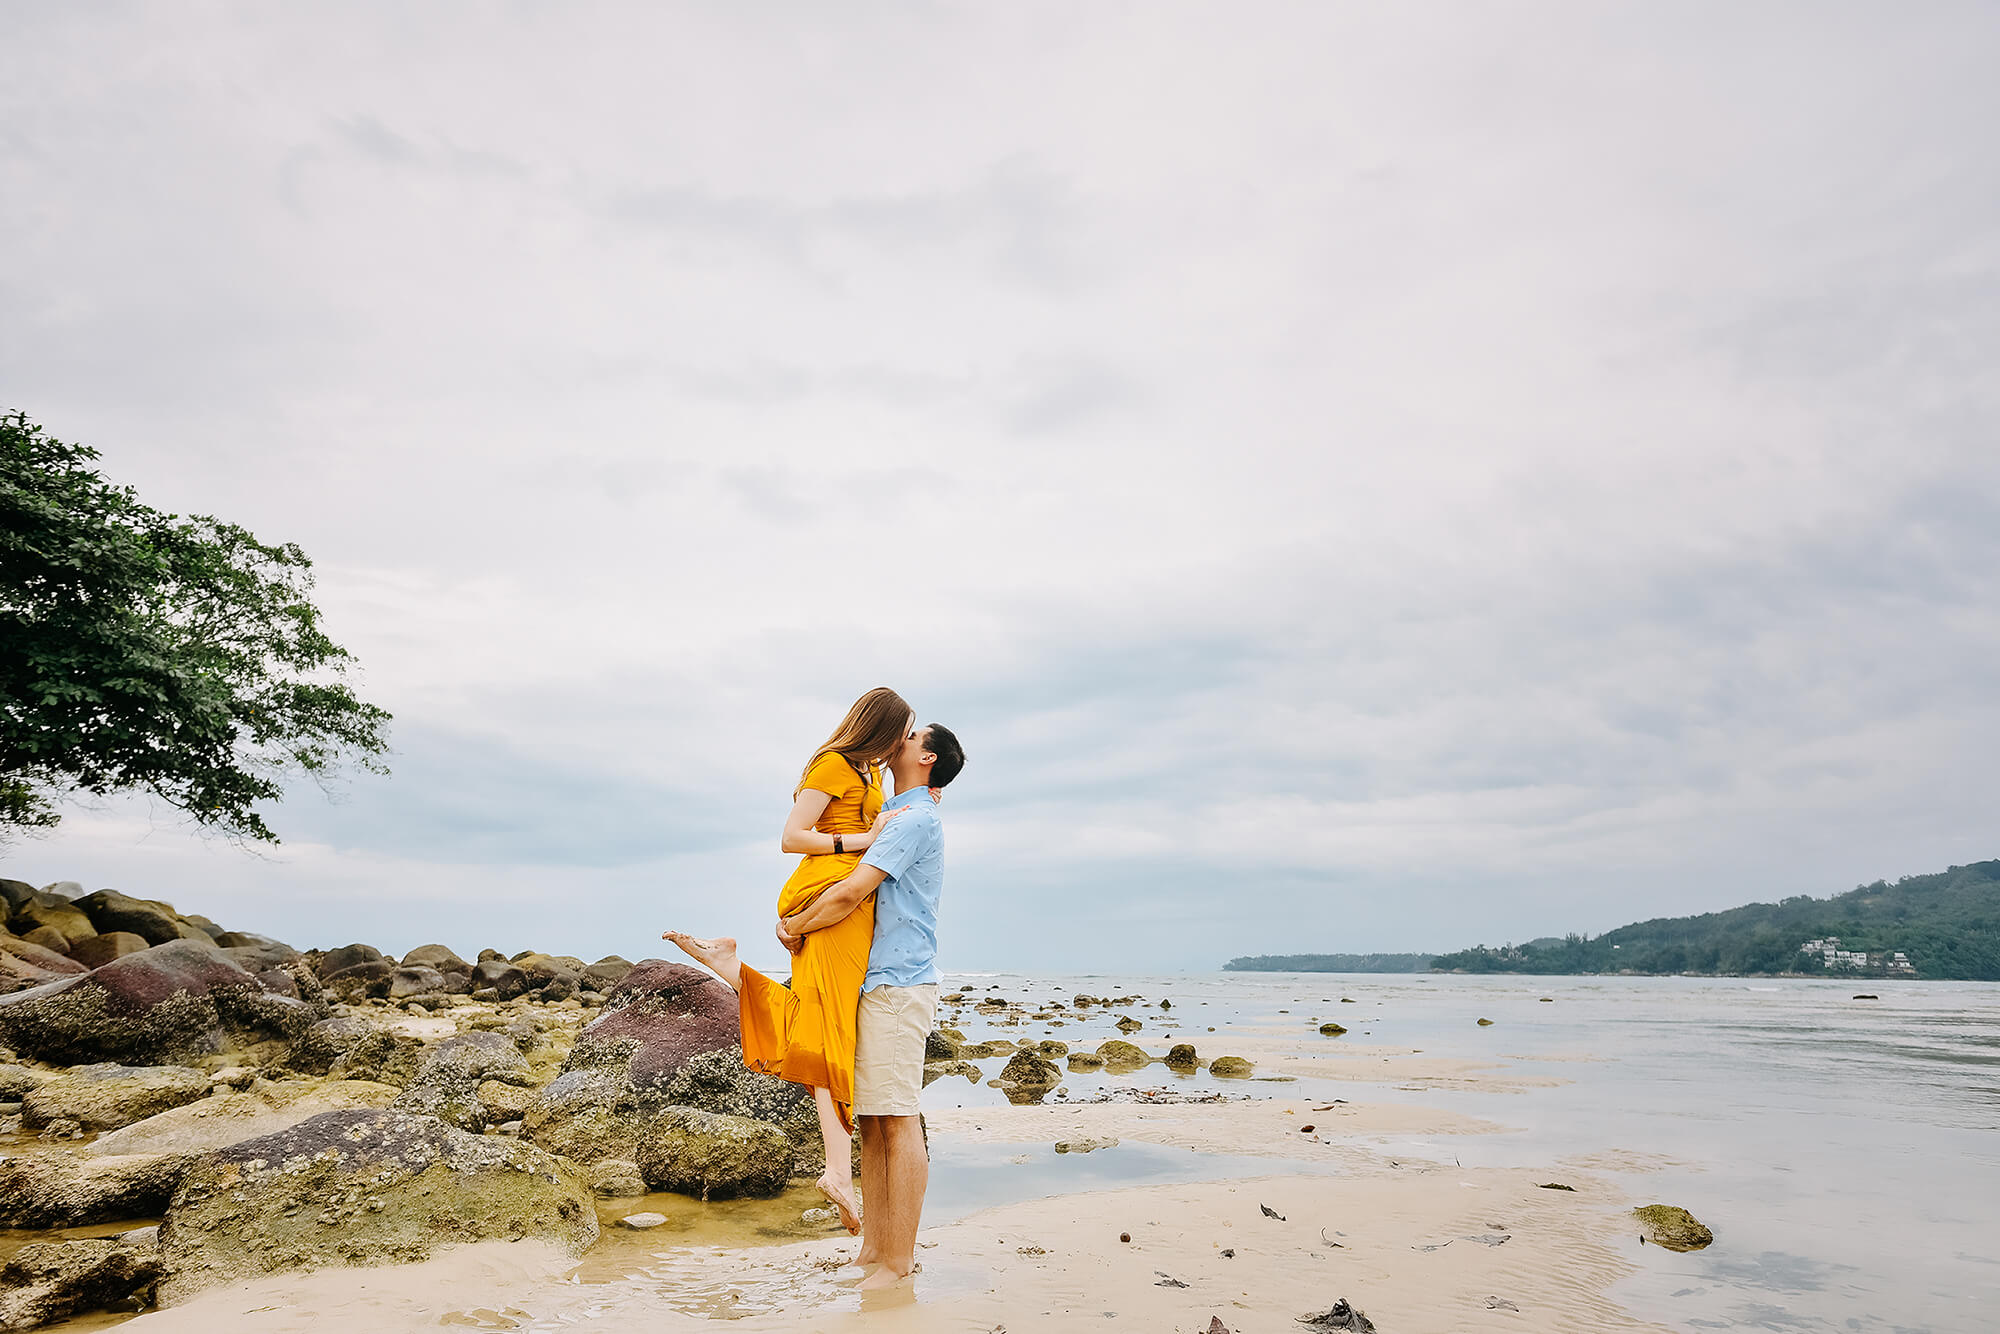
[775,921,805,955]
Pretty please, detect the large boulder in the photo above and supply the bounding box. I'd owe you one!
[156,1109,598,1303]
[470,958,529,1000]
[0,1150,197,1227]
[0,879,37,915]
[386,966,448,1001]
[322,960,394,1002]
[87,1079,401,1158]
[71,891,192,947]
[279,1015,424,1087]
[635,1106,793,1200]
[0,1238,167,1330]
[317,943,384,976]
[6,894,97,952]
[399,944,468,974]
[522,960,816,1170]
[21,1063,211,1132]
[216,933,301,972]
[0,940,318,1067]
[66,933,153,970]
[391,1032,531,1131]
[1,936,88,994]
[584,956,633,988]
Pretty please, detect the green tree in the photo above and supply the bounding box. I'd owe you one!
[1,410,390,841]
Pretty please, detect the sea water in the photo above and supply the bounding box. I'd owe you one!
[926,970,2000,1334]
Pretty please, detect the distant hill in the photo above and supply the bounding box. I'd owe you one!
[1223,952,1435,973]
[1427,860,2000,980]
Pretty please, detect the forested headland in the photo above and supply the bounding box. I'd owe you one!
[1426,860,2000,980]
[1223,952,1435,973]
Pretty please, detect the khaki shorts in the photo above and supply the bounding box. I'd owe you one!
[852,983,938,1117]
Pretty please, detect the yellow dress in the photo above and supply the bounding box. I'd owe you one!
[737,750,882,1133]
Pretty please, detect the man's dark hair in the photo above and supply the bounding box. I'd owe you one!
[924,723,965,788]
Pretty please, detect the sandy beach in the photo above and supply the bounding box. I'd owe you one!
[87,1023,1669,1334]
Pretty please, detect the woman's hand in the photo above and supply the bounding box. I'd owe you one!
[851,803,907,851]
[929,787,943,804]
[775,921,805,954]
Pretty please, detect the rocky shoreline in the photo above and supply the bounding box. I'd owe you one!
[1,879,1264,1331]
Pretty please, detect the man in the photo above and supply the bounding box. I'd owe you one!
[776,721,965,1289]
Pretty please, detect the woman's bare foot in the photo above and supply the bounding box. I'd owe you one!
[816,1171,861,1234]
[661,932,742,991]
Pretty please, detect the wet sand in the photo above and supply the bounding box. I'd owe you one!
[114,1083,1668,1334]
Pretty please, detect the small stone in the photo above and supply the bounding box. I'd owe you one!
[1633,1204,1713,1251]
[1209,1056,1253,1077]
[1318,1023,1346,1036]
[616,1212,668,1229]
[1054,1136,1118,1154]
[1118,1231,1131,1243]
[1476,1018,1495,1026]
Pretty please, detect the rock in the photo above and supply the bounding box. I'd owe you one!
[1319,1023,1347,1036]
[280,1014,421,1088]
[218,936,302,972]
[477,1079,537,1124]
[921,1059,981,1086]
[398,944,469,974]
[22,1064,212,1132]
[66,932,153,969]
[0,879,37,915]
[7,894,98,952]
[0,1150,197,1227]
[70,890,187,946]
[525,960,818,1171]
[1477,1017,1495,1026]
[1299,1298,1376,1331]
[18,924,70,954]
[470,959,529,1000]
[959,1040,1014,1059]
[0,939,317,1066]
[322,960,394,1002]
[1,1063,47,1099]
[1115,1016,1143,1033]
[1164,1043,1198,1070]
[588,1159,645,1198]
[0,936,87,993]
[86,1079,400,1158]
[636,1106,793,1200]
[1633,1204,1714,1251]
[584,956,633,988]
[1096,1040,1151,1069]
[1209,1056,1254,1078]
[317,943,384,976]
[386,966,448,1000]
[1065,1051,1105,1070]
[156,1109,597,1303]
[392,1031,532,1132]
[616,1212,668,1229]
[0,1238,167,1330]
[1000,1050,1061,1089]
[924,1029,963,1061]
[1054,1136,1118,1154]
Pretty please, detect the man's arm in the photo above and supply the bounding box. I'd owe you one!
[781,864,888,936]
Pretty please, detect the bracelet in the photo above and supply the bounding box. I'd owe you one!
[833,835,845,855]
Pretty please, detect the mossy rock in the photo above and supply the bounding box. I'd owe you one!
[1065,1051,1105,1071]
[1208,1056,1254,1078]
[1318,1022,1347,1036]
[1095,1040,1150,1069]
[1633,1204,1713,1251]
[1163,1043,1198,1070]
[1476,1017,1495,1026]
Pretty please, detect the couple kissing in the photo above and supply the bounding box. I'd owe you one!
[665,686,965,1289]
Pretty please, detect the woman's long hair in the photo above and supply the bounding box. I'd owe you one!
[798,687,912,795]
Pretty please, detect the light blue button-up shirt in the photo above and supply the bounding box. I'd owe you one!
[859,784,944,992]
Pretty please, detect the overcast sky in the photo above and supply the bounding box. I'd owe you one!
[4,2,1996,971]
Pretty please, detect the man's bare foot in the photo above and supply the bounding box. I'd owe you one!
[816,1171,861,1234]
[856,1262,917,1290]
[662,932,738,976]
[844,1250,880,1270]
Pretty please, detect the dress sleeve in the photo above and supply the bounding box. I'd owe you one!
[800,751,862,800]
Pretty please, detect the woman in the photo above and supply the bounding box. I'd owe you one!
[664,685,913,1233]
